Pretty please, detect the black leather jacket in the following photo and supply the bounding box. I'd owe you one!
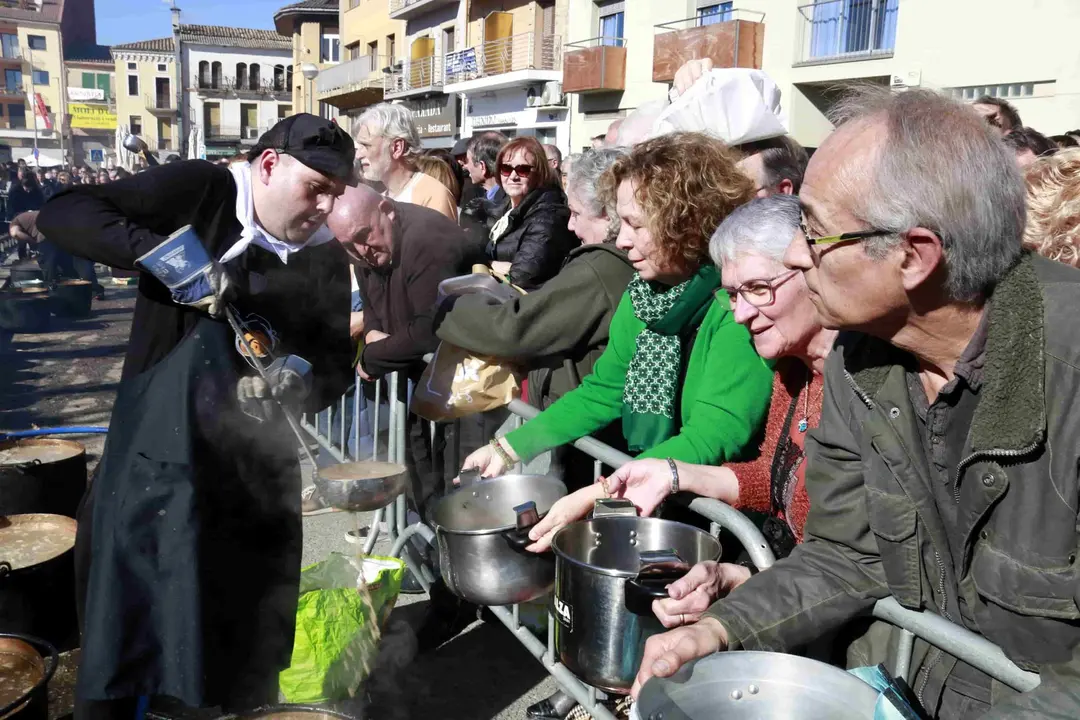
[484,185,577,290]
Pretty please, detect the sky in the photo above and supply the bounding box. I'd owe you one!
[95,0,286,46]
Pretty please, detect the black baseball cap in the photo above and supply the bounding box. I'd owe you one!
[248,113,356,184]
[451,136,471,157]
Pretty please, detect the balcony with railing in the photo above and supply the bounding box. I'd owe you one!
[795,0,898,66]
[0,83,22,97]
[0,45,21,61]
[653,9,764,83]
[388,0,456,22]
[145,93,177,115]
[383,55,443,99]
[317,54,387,108]
[204,124,273,144]
[563,37,626,94]
[195,76,288,98]
[443,32,561,93]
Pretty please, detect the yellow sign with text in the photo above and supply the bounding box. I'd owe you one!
[70,103,117,130]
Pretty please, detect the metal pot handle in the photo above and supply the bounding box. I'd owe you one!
[503,500,541,550]
[457,467,482,489]
[592,497,637,518]
[625,549,690,616]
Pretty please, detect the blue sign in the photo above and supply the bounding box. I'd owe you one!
[446,49,477,77]
[90,149,103,163]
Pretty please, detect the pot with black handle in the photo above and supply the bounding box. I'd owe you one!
[0,632,58,720]
[429,471,566,606]
[551,499,721,693]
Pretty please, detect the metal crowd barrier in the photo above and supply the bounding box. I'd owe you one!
[301,370,1040,717]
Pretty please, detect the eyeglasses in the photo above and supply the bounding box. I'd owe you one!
[799,213,892,251]
[719,269,800,308]
[499,163,534,178]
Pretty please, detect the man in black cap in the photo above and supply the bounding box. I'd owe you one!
[38,114,357,720]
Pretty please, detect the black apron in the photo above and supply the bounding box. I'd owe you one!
[76,287,304,708]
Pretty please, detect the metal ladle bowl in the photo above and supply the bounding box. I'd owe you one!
[314,461,407,512]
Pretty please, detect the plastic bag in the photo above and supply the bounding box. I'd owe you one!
[278,553,405,703]
[649,67,788,145]
[410,342,522,421]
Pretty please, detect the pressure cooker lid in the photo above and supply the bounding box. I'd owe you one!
[430,474,567,534]
[0,515,77,571]
[635,651,881,720]
[0,439,85,466]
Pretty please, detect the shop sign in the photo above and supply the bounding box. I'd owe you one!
[68,87,105,101]
[472,112,519,128]
[69,103,117,130]
[403,95,457,138]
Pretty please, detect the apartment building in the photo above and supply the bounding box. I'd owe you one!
[562,0,1080,150]
[374,0,461,148]
[65,49,115,167]
[312,0,403,136]
[274,0,341,120]
[447,0,570,150]
[0,0,77,165]
[110,37,178,159]
[181,25,292,161]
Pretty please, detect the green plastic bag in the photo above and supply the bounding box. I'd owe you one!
[279,553,405,703]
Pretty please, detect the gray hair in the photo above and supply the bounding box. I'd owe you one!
[709,194,801,266]
[356,103,421,156]
[567,147,629,241]
[828,86,1025,301]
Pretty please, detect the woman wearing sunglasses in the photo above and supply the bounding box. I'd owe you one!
[524,194,838,627]
[463,131,772,514]
[485,136,578,290]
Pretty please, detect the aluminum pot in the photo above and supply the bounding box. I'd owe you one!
[429,472,566,606]
[551,500,721,693]
[633,651,881,720]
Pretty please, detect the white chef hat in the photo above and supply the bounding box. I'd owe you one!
[648,67,789,147]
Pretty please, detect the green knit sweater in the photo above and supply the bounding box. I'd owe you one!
[504,289,773,465]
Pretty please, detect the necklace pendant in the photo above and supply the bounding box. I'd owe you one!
[797,418,809,433]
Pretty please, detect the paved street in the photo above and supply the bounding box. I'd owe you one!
[0,254,557,720]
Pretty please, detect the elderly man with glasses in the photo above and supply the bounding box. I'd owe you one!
[633,87,1080,720]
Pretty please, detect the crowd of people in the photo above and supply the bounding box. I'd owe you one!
[16,53,1080,720]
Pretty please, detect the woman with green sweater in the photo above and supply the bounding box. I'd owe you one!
[462,132,773,484]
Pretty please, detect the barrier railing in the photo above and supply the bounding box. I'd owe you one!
[301,369,1040,715]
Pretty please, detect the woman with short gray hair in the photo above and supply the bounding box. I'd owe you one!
[566,147,626,244]
[527,194,838,627]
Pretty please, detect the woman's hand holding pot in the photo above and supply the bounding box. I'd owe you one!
[651,561,752,628]
[524,483,607,553]
[458,437,519,483]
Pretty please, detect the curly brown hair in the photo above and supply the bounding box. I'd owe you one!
[599,132,754,274]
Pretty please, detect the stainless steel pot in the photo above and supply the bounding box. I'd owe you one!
[634,651,881,720]
[551,500,721,693]
[429,472,566,606]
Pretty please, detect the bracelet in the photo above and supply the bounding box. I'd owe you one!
[667,457,680,496]
[597,475,611,497]
[490,438,515,468]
